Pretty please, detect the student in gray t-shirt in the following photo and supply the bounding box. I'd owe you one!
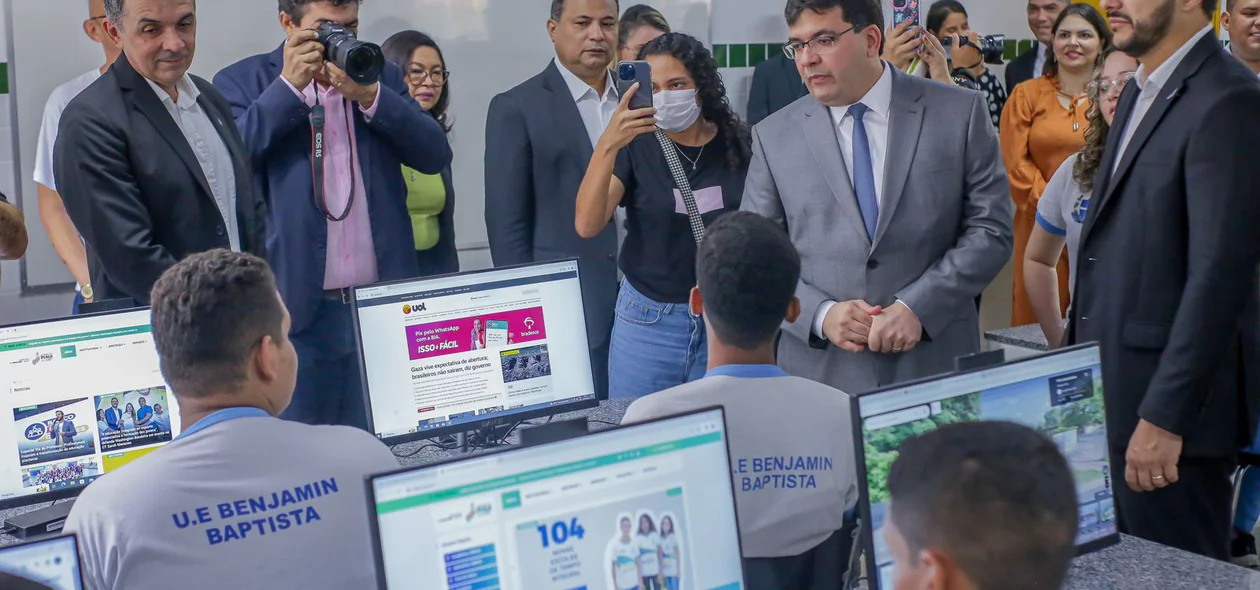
[622,212,858,560]
[64,251,400,590]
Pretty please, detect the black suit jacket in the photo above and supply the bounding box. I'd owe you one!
[53,55,265,304]
[1067,34,1260,457]
[1004,46,1039,93]
[483,61,619,350]
[747,55,807,126]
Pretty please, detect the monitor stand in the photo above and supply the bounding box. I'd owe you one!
[455,423,517,454]
[2,499,76,540]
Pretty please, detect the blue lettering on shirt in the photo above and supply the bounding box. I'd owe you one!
[732,456,833,492]
[168,478,339,546]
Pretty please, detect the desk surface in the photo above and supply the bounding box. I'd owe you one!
[1,397,1256,589]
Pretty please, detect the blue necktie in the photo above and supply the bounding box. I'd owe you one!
[849,103,878,240]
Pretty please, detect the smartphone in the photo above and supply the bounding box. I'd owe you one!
[616,61,653,110]
[484,320,509,348]
[892,0,920,30]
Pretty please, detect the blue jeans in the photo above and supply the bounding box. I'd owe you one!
[608,280,707,398]
[1234,434,1260,534]
[664,577,679,590]
[283,296,368,429]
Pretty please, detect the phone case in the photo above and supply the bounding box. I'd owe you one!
[892,0,919,29]
[616,61,653,110]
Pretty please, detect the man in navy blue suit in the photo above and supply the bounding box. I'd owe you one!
[214,0,451,429]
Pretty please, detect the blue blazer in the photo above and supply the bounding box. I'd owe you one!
[213,45,452,333]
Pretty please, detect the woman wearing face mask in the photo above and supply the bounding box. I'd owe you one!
[999,3,1110,328]
[575,32,750,399]
[1023,47,1136,348]
[381,31,459,277]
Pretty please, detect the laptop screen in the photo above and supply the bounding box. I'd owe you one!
[853,344,1118,589]
[0,309,181,508]
[0,534,85,589]
[367,408,746,590]
[352,260,597,444]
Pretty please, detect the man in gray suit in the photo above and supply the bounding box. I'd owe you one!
[742,0,1012,394]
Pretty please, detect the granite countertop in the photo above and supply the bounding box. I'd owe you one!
[984,323,1050,351]
[3,397,1256,589]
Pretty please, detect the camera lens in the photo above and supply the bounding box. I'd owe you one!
[618,64,634,79]
[344,45,384,85]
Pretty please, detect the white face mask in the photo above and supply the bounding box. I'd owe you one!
[653,89,701,132]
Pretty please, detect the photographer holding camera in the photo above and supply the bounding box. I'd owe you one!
[926,1,1007,129]
[214,0,451,429]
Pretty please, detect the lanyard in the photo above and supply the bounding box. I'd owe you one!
[310,92,357,222]
[176,407,270,440]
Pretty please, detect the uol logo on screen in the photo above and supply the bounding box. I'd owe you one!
[402,302,427,315]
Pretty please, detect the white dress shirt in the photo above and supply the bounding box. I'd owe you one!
[145,74,240,251]
[1113,25,1214,174]
[553,56,620,148]
[1033,43,1049,80]
[813,63,908,339]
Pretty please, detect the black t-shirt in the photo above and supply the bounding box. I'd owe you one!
[614,129,748,303]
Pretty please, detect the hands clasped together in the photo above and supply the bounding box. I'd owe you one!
[821,300,923,354]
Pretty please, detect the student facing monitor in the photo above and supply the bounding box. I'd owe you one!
[351,259,598,445]
[852,344,1119,590]
[0,309,181,510]
[0,534,85,590]
[366,407,746,590]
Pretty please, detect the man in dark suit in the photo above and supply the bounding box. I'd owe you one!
[485,0,621,399]
[1070,0,1260,560]
[747,54,808,125]
[214,0,451,429]
[1005,0,1068,91]
[53,0,266,305]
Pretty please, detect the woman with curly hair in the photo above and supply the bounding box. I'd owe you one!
[575,32,751,398]
[1022,47,1137,348]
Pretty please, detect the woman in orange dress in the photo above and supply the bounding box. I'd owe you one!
[999,3,1111,326]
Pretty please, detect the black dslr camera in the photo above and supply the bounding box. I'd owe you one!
[315,22,385,85]
[943,34,1006,66]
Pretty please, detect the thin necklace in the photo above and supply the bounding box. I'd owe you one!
[671,141,704,170]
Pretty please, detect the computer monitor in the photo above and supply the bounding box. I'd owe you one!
[0,534,85,589]
[851,344,1119,590]
[366,408,746,590]
[0,309,181,509]
[351,259,598,445]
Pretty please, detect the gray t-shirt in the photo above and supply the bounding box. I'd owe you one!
[1036,153,1088,300]
[622,366,857,558]
[64,412,400,590]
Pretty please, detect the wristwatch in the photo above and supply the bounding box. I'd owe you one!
[81,283,94,301]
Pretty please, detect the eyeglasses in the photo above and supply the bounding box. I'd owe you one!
[783,26,858,60]
[1088,71,1136,96]
[405,67,450,86]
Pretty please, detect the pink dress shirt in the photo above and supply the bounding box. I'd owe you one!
[284,78,381,290]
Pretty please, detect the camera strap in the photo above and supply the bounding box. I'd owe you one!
[654,129,706,245]
[309,91,355,222]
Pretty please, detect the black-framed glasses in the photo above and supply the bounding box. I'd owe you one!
[783,26,858,60]
[1087,71,1136,96]
[405,67,450,86]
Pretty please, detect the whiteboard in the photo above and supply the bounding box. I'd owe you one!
[10,0,710,288]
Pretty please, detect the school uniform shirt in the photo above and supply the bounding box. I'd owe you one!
[659,533,680,577]
[64,407,399,590]
[1035,154,1087,301]
[613,129,747,304]
[637,532,661,576]
[622,365,858,558]
[608,535,641,590]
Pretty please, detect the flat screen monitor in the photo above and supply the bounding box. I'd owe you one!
[366,408,746,590]
[0,534,84,589]
[852,344,1119,590]
[351,259,598,445]
[0,309,181,509]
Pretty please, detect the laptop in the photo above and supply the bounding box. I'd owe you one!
[366,408,746,590]
[0,534,85,589]
[851,344,1119,590]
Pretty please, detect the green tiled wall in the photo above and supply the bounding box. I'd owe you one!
[0,63,8,95]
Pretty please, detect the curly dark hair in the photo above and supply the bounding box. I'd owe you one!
[1073,46,1120,194]
[639,33,751,172]
[382,30,453,133]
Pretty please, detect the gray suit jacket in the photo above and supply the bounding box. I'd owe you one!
[742,67,1013,394]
